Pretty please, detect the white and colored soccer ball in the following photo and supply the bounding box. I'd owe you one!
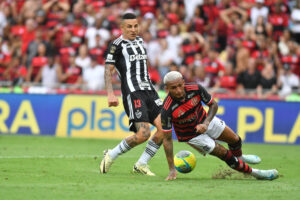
[174,150,196,173]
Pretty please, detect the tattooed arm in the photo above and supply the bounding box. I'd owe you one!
[163,131,177,181]
[105,64,119,107]
[195,100,218,134]
[203,99,218,126]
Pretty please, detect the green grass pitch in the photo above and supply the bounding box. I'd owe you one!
[0,135,300,200]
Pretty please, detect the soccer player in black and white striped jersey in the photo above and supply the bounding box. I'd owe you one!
[100,13,164,176]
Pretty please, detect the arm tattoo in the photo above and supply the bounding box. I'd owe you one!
[105,64,114,94]
[204,100,218,124]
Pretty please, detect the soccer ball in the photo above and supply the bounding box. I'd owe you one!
[174,150,196,173]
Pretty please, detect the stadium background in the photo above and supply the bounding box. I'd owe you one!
[0,0,299,142]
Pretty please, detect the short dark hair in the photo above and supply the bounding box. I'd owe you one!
[122,13,137,20]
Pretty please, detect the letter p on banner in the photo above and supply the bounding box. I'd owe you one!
[237,107,263,141]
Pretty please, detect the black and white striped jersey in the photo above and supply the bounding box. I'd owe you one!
[105,35,155,94]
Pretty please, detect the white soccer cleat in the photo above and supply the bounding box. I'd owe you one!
[240,154,261,164]
[133,163,155,176]
[252,169,279,180]
[100,150,113,174]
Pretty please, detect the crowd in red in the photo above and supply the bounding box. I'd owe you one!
[0,0,299,99]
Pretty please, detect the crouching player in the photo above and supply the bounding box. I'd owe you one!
[161,71,279,181]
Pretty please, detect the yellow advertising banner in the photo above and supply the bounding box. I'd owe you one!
[55,95,156,139]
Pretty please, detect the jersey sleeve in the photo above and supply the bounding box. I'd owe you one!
[161,108,172,133]
[197,84,213,105]
[105,42,118,65]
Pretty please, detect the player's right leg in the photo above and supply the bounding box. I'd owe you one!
[100,122,151,174]
[133,116,164,176]
[188,135,278,180]
[211,143,278,180]
[215,124,261,164]
[133,92,164,176]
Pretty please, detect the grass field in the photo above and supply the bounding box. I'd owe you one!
[0,135,300,200]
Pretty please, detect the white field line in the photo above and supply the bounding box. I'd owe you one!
[0,154,166,159]
[0,154,126,159]
[0,154,210,160]
[0,155,97,159]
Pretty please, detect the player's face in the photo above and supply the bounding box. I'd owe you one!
[166,78,186,101]
[121,19,139,41]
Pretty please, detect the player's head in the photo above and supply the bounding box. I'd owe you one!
[121,13,138,41]
[164,71,185,101]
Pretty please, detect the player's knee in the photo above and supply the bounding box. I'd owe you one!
[232,134,240,143]
[136,128,151,143]
[151,133,163,146]
[142,131,151,141]
[138,135,150,143]
[228,136,242,148]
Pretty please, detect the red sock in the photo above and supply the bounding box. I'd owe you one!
[224,150,252,174]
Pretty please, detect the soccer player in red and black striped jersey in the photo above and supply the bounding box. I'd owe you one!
[161,71,279,181]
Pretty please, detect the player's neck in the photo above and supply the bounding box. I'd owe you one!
[122,35,136,41]
[171,93,186,103]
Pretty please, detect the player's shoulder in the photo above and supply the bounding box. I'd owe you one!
[136,36,144,43]
[111,36,124,47]
[162,94,174,111]
[136,36,143,41]
[184,83,200,91]
[107,36,124,55]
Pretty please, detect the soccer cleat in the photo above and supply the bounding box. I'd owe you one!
[133,163,155,176]
[99,150,113,174]
[240,154,261,164]
[252,169,279,180]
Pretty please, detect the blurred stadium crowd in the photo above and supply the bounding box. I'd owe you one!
[0,0,299,99]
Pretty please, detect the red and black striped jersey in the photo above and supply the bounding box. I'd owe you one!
[161,83,213,142]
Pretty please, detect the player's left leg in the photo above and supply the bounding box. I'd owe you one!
[100,91,153,174]
[216,125,261,164]
[100,122,152,174]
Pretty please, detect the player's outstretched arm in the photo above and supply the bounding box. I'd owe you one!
[163,131,177,181]
[105,64,119,107]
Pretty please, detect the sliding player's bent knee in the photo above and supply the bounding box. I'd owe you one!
[228,136,242,148]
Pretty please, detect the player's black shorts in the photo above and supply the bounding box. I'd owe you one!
[122,90,163,132]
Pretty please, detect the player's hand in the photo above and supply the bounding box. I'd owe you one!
[195,123,208,134]
[108,94,119,107]
[165,169,177,181]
